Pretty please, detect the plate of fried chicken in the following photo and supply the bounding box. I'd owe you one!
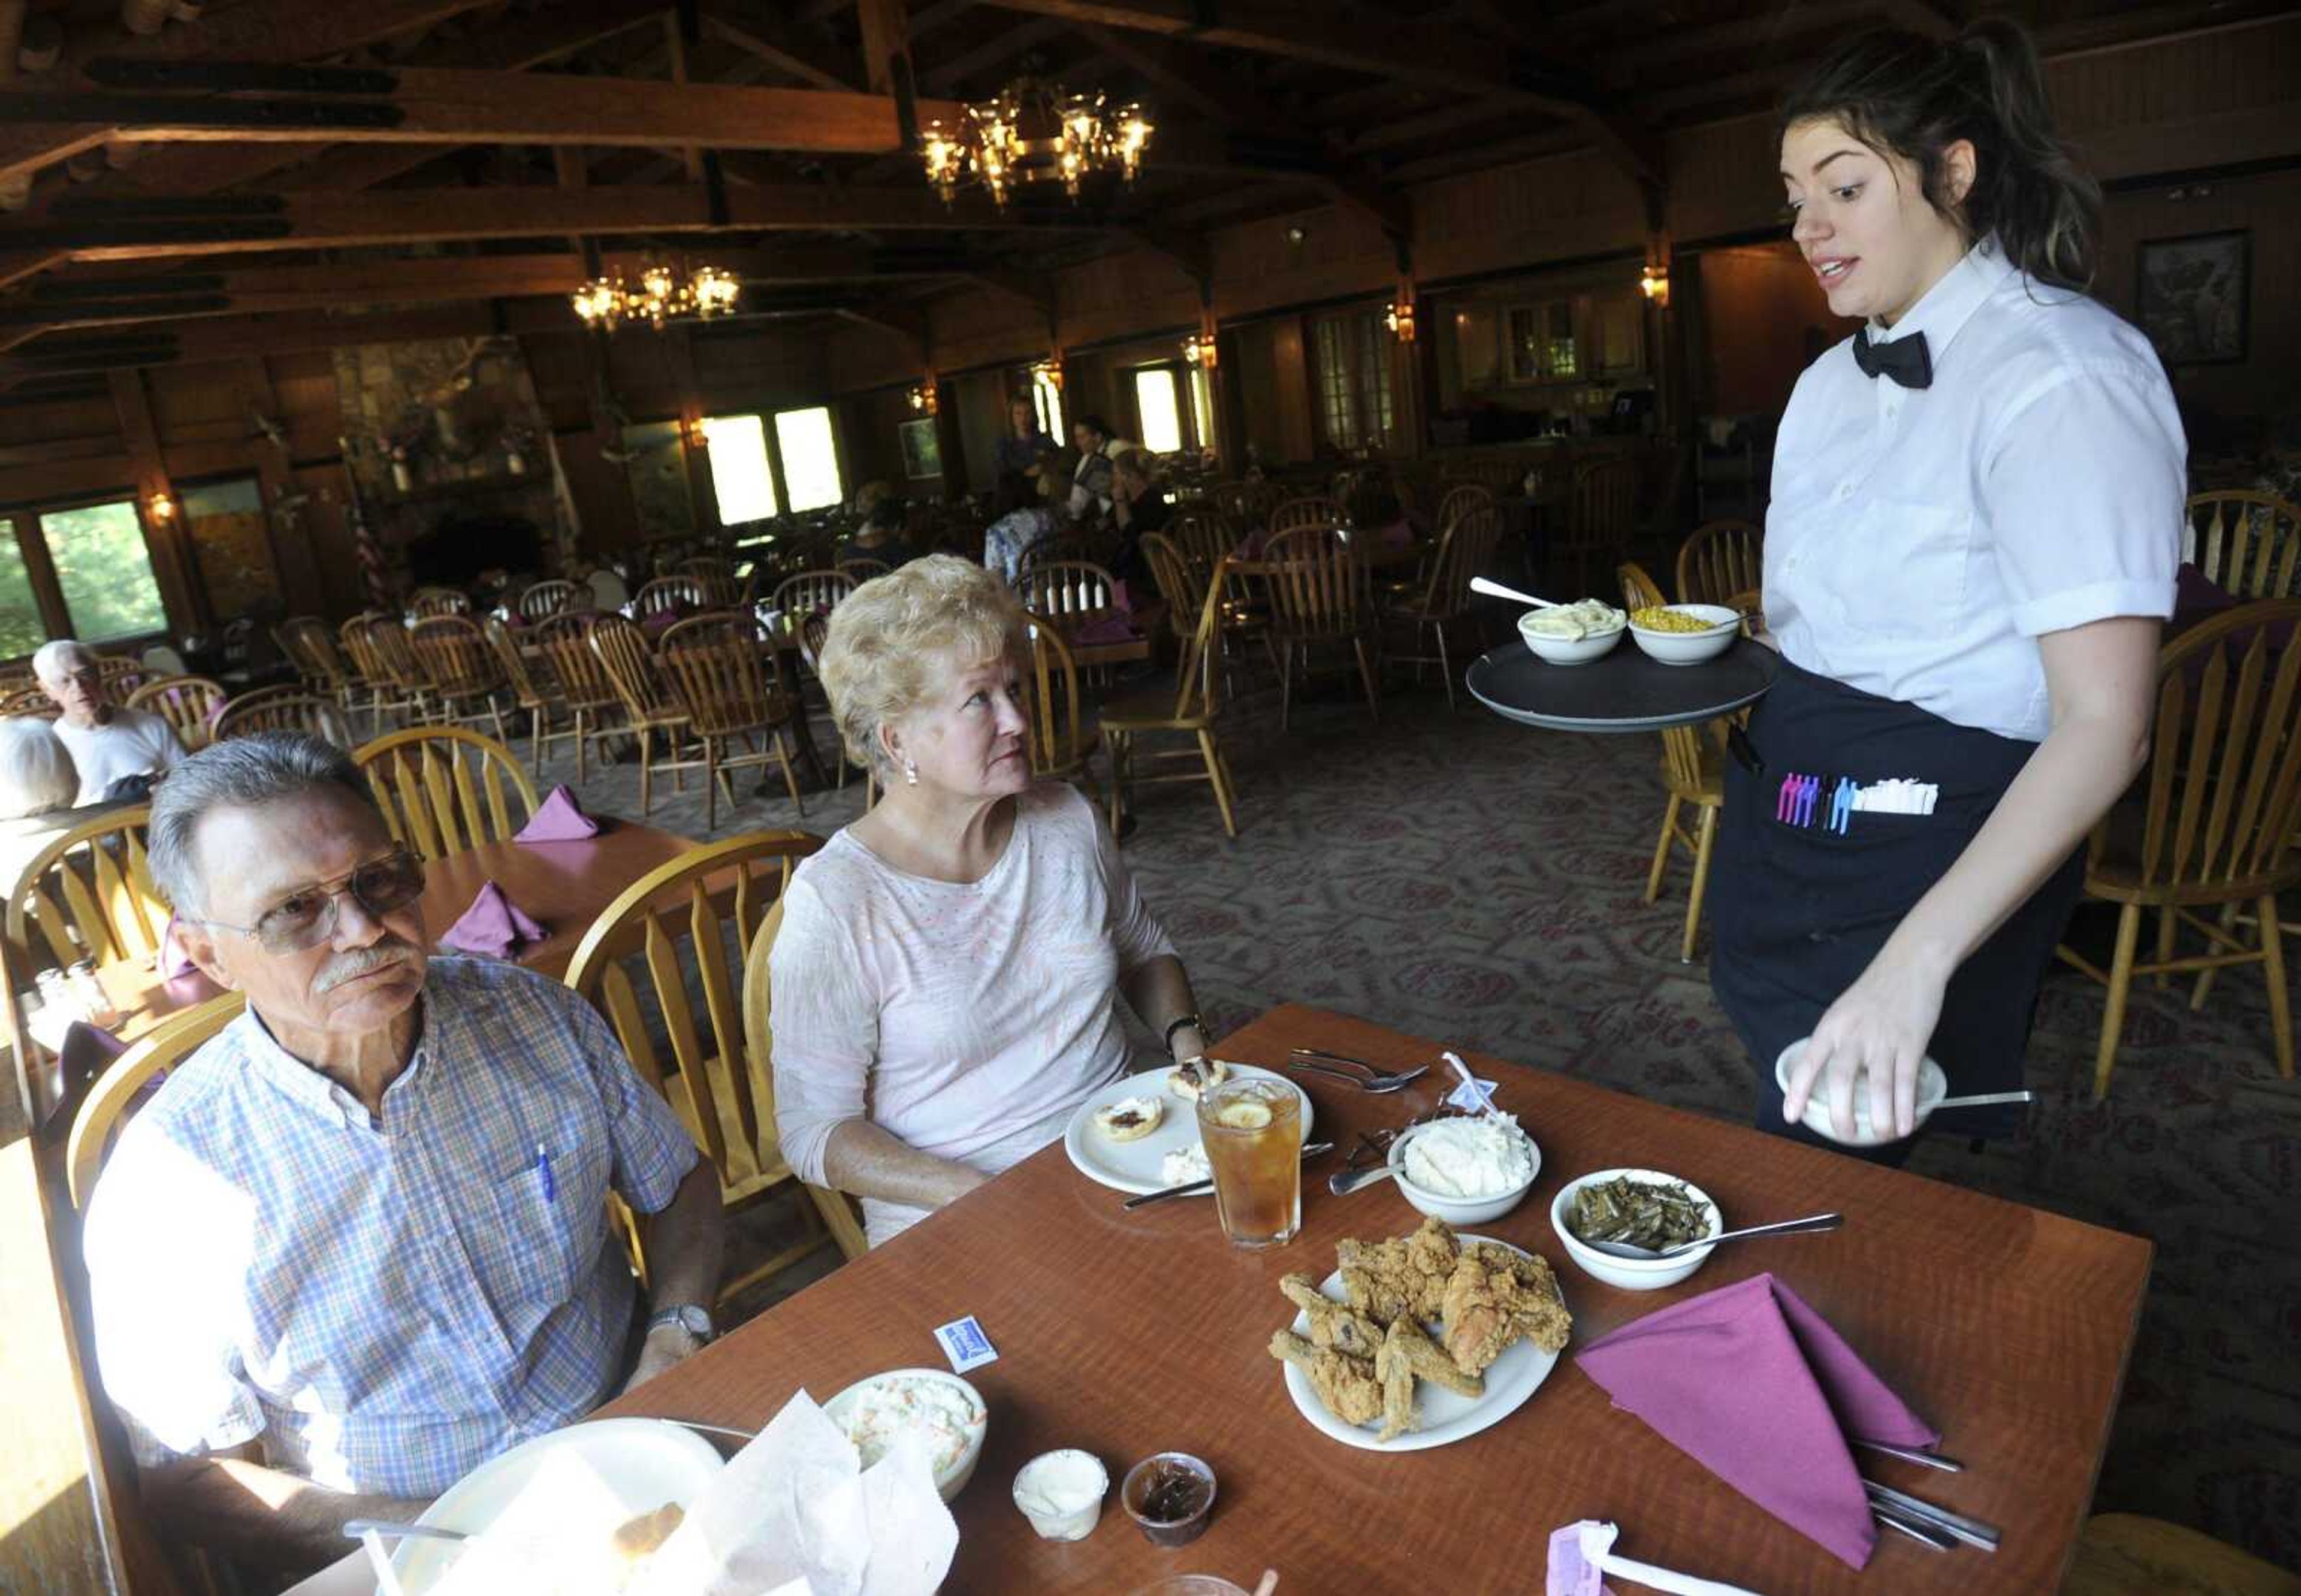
[1269,1216,1573,1451]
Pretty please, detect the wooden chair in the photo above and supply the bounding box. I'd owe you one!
[835,558,893,583]
[1016,559,1124,641]
[1677,518,1763,607]
[1559,458,1639,597]
[95,655,142,697]
[483,616,576,776]
[407,585,471,619]
[569,831,866,1298]
[2066,1512,2301,1596]
[675,555,735,587]
[1617,560,1726,960]
[590,613,700,818]
[334,614,398,734]
[352,725,539,861]
[7,806,167,975]
[355,614,437,729]
[1,684,58,720]
[2184,490,2301,598]
[1618,559,1667,611]
[1210,479,1279,531]
[1169,508,1237,575]
[635,575,705,619]
[408,616,510,740]
[1101,562,1240,838]
[212,686,354,746]
[796,613,869,803]
[1270,495,1345,538]
[1019,612,1102,797]
[1385,500,1500,709]
[274,616,353,706]
[534,613,625,784]
[1255,525,1378,730]
[517,579,581,622]
[656,614,808,829]
[1435,483,1496,536]
[2053,600,2301,1096]
[65,993,246,1211]
[771,570,856,619]
[123,675,225,752]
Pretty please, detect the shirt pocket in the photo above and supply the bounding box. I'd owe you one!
[1831,498,1971,639]
[471,1139,604,1347]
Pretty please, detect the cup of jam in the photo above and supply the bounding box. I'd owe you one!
[1120,1452,1217,1547]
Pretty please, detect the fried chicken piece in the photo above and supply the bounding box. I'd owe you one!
[1373,1320,1420,1443]
[1441,1246,1574,1377]
[1278,1273,1386,1359]
[1269,1330,1384,1427]
[1384,1312,1483,1398]
[1336,1216,1460,1324]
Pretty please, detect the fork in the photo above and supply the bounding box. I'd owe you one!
[1285,1048,1430,1093]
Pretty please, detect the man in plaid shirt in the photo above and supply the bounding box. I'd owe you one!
[81,733,723,1577]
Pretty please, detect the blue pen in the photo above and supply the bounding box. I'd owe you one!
[535,1143,555,1204]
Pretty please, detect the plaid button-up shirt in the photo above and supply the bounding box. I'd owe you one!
[83,957,699,1498]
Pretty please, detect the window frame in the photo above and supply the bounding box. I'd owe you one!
[769,405,845,514]
[0,489,176,659]
[700,413,783,524]
[1129,362,1190,455]
[1310,308,1396,454]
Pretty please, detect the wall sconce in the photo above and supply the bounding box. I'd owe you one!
[146,490,176,523]
[681,415,708,449]
[1030,356,1062,391]
[1639,263,1671,307]
[1385,297,1415,343]
[907,381,940,416]
[1182,332,1216,370]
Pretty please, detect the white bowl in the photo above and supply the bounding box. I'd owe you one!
[1773,1041,1950,1145]
[1385,1120,1541,1225]
[823,1368,987,1502]
[1518,610,1624,666]
[1550,1168,1724,1290]
[1627,603,1739,665]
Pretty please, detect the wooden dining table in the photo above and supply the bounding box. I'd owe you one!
[603,1003,2149,1594]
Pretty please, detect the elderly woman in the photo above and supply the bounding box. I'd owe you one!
[0,715,86,889]
[770,555,1211,1246]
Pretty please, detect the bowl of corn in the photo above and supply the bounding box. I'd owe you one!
[1627,603,1740,665]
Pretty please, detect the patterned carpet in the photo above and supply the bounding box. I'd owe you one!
[557,638,2299,1575]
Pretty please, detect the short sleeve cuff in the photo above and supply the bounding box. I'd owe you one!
[121,1401,264,1471]
[618,1122,700,1216]
[2013,578,2174,637]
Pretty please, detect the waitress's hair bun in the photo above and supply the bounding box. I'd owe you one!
[1778,18,2100,293]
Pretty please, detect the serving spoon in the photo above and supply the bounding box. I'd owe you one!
[1469,575,1563,609]
[1578,1210,1844,1261]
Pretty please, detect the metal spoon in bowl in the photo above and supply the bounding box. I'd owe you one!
[1469,575,1563,609]
[1580,1210,1844,1261]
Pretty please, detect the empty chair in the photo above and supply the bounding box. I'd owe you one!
[635,575,705,621]
[1384,499,1501,709]
[352,726,539,861]
[1270,495,1345,538]
[1434,483,1496,540]
[212,687,354,746]
[483,616,575,776]
[1101,563,1241,838]
[1168,507,1236,575]
[517,579,581,622]
[654,613,808,829]
[1019,613,1101,797]
[276,616,356,710]
[533,613,625,784]
[1558,458,1639,597]
[408,616,509,740]
[2183,490,2301,598]
[356,615,436,729]
[1677,518,1763,607]
[407,585,472,619]
[771,570,857,619]
[123,675,226,752]
[1211,479,1279,531]
[1255,525,1378,730]
[588,613,699,818]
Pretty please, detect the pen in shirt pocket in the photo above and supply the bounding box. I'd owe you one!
[535,1142,555,1204]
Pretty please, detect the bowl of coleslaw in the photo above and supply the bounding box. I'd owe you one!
[823,1368,988,1502]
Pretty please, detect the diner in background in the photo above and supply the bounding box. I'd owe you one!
[769,555,1212,1246]
[0,716,92,887]
[837,493,913,569]
[982,495,1071,585]
[1066,413,1137,521]
[1708,20,2182,1158]
[80,733,724,1574]
[993,391,1052,509]
[34,639,184,806]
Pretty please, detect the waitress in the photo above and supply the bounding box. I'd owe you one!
[1708,19,2183,1157]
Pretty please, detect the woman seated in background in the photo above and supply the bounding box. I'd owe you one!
[1107,452,1171,589]
[837,495,911,569]
[769,556,1213,1246]
[0,717,87,888]
[982,491,1070,585]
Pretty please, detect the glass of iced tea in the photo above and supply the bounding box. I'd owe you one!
[1197,1078,1302,1249]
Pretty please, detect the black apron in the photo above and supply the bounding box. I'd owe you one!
[1708,657,2085,1155]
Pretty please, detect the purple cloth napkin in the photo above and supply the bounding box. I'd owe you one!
[1073,613,1141,646]
[158,914,200,978]
[1574,1272,1940,1570]
[514,785,600,843]
[439,881,546,959]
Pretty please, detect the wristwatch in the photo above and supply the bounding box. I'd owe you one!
[645,1304,715,1344]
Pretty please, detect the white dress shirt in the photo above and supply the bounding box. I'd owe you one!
[1765,237,2185,742]
[52,705,185,806]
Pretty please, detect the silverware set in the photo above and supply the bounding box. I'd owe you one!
[1862,1476,2000,1554]
[1120,1140,1334,1210]
[1284,1048,1430,1093]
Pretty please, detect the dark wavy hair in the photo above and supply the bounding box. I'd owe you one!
[1778,18,2100,290]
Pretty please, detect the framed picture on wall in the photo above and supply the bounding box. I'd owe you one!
[899,417,942,480]
[2136,229,2248,365]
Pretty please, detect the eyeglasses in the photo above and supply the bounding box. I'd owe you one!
[192,851,427,955]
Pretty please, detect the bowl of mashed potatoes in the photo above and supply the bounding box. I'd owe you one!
[1385,1113,1542,1223]
[1627,603,1740,665]
[1518,599,1626,665]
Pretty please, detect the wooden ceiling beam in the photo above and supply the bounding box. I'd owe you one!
[18,71,971,160]
[698,0,862,92]
[0,0,506,189]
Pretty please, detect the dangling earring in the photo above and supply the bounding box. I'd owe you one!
[904,758,918,786]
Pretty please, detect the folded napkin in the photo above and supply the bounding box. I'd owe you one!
[1574,1272,1939,1570]
[1073,613,1141,646]
[439,881,546,959]
[158,914,200,979]
[515,784,601,843]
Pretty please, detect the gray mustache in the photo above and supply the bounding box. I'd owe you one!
[313,943,413,993]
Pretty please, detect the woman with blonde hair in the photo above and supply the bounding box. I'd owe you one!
[769,555,1212,1245]
[0,715,87,889]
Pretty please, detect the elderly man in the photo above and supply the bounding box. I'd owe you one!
[34,638,184,805]
[81,733,723,1574]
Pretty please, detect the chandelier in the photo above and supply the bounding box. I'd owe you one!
[571,258,741,332]
[922,79,1150,210]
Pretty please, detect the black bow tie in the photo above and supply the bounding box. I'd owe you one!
[1853,326,1932,389]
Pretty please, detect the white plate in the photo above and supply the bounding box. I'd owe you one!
[389,1417,724,1592]
[1279,1235,1567,1453]
[1062,1065,1313,1196]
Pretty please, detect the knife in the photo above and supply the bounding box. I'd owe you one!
[1121,1141,1333,1210]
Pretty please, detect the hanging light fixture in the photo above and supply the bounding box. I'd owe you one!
[1639,262,1671,308]
[922,78,1152,211]
[907,380,940,416]
[570,256,744,332]
[1182,332,1214,369]
[1386,295,1417,343]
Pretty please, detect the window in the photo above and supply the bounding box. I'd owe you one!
[1133,367,1183,454]
[39,501,168,643]
[1032,367,1064,442]
[1312,310,1394,452]
[772,407,843,513]
[702,414,780,523]
[0,531,41,659]
[1508,301,1579,382]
